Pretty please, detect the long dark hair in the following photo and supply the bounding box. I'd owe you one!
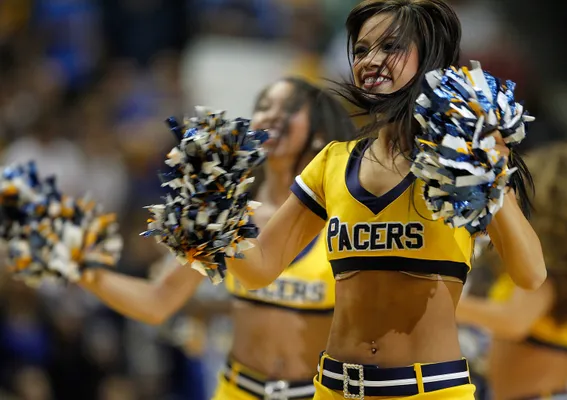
[249,77,356,197]
[337,0,533,218]
[254,77,355,174]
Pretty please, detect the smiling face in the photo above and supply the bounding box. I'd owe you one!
[352,13,419,95]
[250,80,312,159]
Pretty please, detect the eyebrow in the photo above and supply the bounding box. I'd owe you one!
[354,35,399,48]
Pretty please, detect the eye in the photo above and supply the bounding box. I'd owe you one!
[353,45,368,59]
[284,98,301,114]
[255,102,270,112]
[382,42,403,53]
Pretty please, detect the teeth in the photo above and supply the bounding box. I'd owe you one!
[364,76,388,86]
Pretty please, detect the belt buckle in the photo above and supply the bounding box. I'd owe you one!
[343,363,364,399]
[264,380,289,400]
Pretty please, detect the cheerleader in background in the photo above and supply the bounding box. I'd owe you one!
[79,77,355,400]
[458,143,567,400]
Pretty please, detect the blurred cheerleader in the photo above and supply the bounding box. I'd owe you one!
[457,143,567,400]
[79,77,355,400]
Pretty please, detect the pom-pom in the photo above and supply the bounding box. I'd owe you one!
[141,107,268,284]
[412,61,534,233]
[0,162,123,287]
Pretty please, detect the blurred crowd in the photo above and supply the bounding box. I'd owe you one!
[0,0,564,399]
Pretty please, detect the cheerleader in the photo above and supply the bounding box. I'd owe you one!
[457,143,567,400]
[224,1,546,398]
[79,77,355,400]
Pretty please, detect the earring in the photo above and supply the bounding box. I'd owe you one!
[311,138,324,150]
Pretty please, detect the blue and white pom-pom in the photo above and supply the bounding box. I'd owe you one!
[141,107,268,284]
[0,162,123,287]
[411,60,534,233]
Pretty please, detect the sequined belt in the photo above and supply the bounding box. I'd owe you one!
[222,359,315,399]
[316,352,471,398]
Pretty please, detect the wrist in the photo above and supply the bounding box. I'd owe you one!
[79,268,99,286]
[493,189,518,219]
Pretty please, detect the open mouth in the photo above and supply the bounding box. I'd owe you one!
[362,72,392,90]
[267,128,280,139]
[255,128,280,148]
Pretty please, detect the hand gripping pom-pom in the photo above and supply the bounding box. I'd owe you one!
[411,61,534,234]
[0,162,123,287]
[141,107,268,284]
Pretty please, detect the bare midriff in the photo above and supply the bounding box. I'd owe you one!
[230,300,333,380]
[327,270,463,367]
[488,339,567,400]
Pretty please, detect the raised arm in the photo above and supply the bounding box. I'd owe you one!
[227,140,334,290]
[227,194,325,290]
[487,190,546,290]
[457,279,554,340]
[79,257,205,325]
[486,132,547,290]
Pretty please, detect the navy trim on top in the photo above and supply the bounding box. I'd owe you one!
[525,335,567,353]
[290,234,319,266]
[331,256,469,283]
[230,294,334,315]
[290,179,328,220]
[346,139,416,215]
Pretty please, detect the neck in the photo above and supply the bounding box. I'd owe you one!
[372,127,394,162]
[374,124,410,163]
[377,128,391,152]
[263,157,295,206]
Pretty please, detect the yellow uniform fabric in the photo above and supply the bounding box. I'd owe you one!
[290,139,474,282]
[212,358,315,400]
[212,375,258,400]
[225,233,335,313]
[314,353,475,399]
[312,378,476,399]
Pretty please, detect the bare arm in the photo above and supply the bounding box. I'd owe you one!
[486,133,547,290]
[227,194,326,290]
[79,258,205,325]
[457,280,554,340]
[487,190,546,290]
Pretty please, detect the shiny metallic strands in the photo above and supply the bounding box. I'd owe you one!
[411,61,534,234]
[0,161,123,286]
[141,107,268,284]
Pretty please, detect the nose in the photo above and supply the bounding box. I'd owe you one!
[357,46,387,70]
[257,108,282,129]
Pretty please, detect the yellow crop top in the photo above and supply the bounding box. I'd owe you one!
[490,274,567,351]
[290,139,474,282]
[225,233,335,313]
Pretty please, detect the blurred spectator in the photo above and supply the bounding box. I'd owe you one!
[100,0,187,66]
[12,366,53,400]
[98,376,137,400]
[33,0,102,93]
